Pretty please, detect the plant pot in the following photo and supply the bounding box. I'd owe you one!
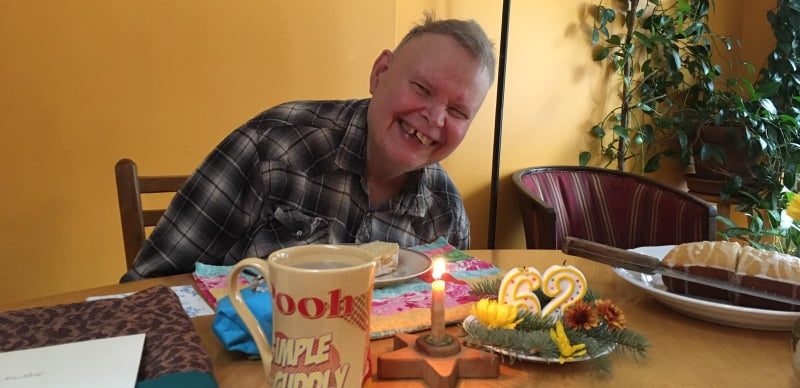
[685,125,757,195]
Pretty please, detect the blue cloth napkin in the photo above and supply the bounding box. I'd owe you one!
[212,288,272,356]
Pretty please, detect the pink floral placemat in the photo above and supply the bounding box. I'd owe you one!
[192,237,502,339]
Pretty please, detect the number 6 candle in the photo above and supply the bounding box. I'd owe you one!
[498,266,542,314]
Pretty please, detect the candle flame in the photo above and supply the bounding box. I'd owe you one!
[432,259,446,279]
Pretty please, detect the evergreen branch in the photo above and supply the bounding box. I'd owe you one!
[463,320,560,360]
[470,278,501,299]
[515,309,556,331]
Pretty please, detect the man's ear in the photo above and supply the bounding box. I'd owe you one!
[369,49,393,94]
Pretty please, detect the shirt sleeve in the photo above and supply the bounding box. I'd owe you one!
[449,198,471,250]
[120,127,264,281]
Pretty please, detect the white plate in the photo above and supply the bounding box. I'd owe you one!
[374,248,432,288]
[462,316,614,363]
[617,245,800,331]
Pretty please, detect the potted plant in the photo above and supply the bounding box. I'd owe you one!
[581,0,731,173]
[716,0,800,252]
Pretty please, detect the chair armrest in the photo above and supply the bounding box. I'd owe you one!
[512,173,557,249]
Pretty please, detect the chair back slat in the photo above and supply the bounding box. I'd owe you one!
[142,210,166,227]
[114,159,189,271]
[140,176,188,193]
[512,166,716,250]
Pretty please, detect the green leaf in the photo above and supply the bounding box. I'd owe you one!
[606,34,621,45]
[716,216,738,228]
[667,49,681,72]
[678,130,688,150]
[591,29,600,45]
[579,152,591,166]
[756,80,781,97]
[633,133,644,144]
[633,32,653,49]
[590,125,605,138]
[760,99,777,115]
[594,47,610,61]
[677,0,691,13]
[612,125,629,139]
[644,154,661,173]
[700,143,725,164]
[602,8,616,24]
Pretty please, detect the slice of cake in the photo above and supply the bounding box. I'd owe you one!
[360,241,399,277]
[661,241,741,303]
[735,246,800,311]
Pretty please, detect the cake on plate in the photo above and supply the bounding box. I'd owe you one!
[360,241,399,277]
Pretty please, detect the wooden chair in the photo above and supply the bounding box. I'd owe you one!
[115,159,189,270]
[512,166,717,250]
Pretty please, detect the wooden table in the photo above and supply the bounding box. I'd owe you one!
[1,250,795,387]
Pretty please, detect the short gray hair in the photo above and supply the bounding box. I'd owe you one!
[397,12,496,83]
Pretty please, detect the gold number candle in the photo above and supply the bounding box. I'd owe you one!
[541,265,588,317]
[498,267,542,314]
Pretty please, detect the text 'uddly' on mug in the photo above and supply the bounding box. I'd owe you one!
[227,245,376,388]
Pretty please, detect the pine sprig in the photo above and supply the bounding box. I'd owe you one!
[515,309,556,331]
[463,320,560,359]
[469,278,501,299]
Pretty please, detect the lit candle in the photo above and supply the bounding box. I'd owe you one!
[430,258,446,342]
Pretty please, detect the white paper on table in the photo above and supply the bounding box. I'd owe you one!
[86,285,215,317]
[0,333,145,388]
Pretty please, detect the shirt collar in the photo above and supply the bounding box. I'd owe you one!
[334,98,435,218]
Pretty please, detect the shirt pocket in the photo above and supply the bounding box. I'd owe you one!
[271,206,331,243]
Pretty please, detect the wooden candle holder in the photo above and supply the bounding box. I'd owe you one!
[376,332,500,388]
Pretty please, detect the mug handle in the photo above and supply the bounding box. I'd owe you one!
[227,257,272,380]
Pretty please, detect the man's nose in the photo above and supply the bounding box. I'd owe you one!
[424,101,446,127]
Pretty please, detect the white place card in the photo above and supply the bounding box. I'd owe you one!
[86,285,215,317]
[0,334,145,388]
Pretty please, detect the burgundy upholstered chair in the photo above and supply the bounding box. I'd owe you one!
[512,166,716,249]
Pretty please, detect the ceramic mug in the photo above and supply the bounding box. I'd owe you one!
[227,245,376,388]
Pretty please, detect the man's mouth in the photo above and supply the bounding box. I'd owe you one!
[400,121,436,146]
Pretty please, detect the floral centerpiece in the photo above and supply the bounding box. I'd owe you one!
[463,265,648,373]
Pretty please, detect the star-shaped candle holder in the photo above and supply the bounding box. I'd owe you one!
[376,332,500,388]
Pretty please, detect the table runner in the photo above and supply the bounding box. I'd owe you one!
[192,237,502,339]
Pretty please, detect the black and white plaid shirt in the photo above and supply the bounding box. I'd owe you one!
[122,99,470,281]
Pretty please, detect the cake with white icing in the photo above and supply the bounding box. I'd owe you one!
[661,241,800,310]
[360,241,399,277]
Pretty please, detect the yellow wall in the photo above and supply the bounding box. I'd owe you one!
[0,0,776,304]
[0,1,395,303]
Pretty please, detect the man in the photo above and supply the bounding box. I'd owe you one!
[121,15,495,281]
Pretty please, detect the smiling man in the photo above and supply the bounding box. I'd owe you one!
[122,14,495,281]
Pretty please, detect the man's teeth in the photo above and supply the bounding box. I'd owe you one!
[402,123,434,146]
[415,131,433,146]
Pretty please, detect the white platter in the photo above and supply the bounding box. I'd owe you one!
[462,316,614,363]
[617,245,800,331]
[374,248,432,288]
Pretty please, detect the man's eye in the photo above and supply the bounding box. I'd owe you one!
[410,82,428,95]
[449,108,468,120]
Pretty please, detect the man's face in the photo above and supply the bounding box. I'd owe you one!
[367,33,492,175]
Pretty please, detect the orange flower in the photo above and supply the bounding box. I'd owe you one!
[595,299,626,330]
[562,300,599,330]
